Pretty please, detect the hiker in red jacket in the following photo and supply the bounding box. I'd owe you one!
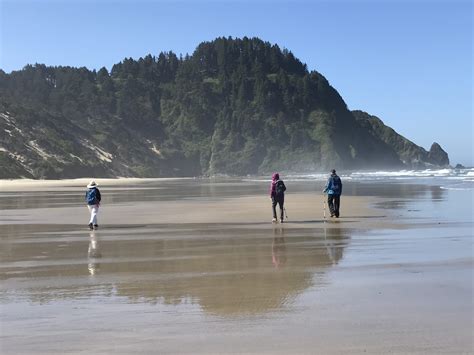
[269,173,286,223]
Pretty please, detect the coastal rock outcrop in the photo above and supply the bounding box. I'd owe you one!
[352,110,450,169]
[428,142,449,167]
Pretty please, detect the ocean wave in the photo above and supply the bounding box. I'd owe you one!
[349,168,474,179]
[440,186,474,191]
[242,168,474,186]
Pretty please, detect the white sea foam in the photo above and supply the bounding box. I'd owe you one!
[440,186,473,191]
[244,168,474,191]
[244,168,474,184]
[348,168,474,180]
[350,169,450,178]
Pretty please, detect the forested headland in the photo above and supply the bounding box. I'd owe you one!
[0,37,449,178]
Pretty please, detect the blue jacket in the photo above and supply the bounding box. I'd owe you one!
[85,187,101,205]
[324,174,342,195]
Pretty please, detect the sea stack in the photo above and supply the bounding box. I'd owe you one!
[428,142,450,167]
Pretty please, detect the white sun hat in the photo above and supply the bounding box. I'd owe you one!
[87,180,98,189]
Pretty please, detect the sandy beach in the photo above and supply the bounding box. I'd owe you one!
[0,178,472,354]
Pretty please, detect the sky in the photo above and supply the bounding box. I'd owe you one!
[1,0,472,166]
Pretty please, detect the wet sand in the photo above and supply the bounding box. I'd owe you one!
[0,178,472,354]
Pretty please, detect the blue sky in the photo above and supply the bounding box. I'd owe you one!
[1,0,472,166]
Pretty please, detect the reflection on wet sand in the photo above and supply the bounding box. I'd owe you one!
[114,225,349,315]
[0,223,350,316]
[430,185,445,201]
[87,231,102,276]
[272,228,286,268]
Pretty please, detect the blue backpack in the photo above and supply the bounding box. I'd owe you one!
[329,176,342,195]
[86,188,97,205]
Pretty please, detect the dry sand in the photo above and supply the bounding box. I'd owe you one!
[0,179,472,354]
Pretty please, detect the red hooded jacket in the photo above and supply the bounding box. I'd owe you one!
[269,172,280,197]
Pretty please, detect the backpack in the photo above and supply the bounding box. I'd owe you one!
[86,188,97,205]
[275,180,286,198]
[330,176,341,194]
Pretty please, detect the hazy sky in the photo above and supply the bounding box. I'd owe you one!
[1,0,472,166]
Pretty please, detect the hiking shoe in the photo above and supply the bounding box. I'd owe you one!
[272,218,277,223]
[93,224,99,230]
[88,223,93,230]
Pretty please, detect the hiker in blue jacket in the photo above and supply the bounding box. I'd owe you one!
[323,169,342,218]
[85,180,101,230]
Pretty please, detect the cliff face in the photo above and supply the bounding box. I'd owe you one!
[0,37,449,179]
[352,110,449,169]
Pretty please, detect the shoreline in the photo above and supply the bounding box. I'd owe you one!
[0,176,197,190]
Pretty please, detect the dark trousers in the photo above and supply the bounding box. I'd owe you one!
[272,197,284,220]
[327,194,340,217]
